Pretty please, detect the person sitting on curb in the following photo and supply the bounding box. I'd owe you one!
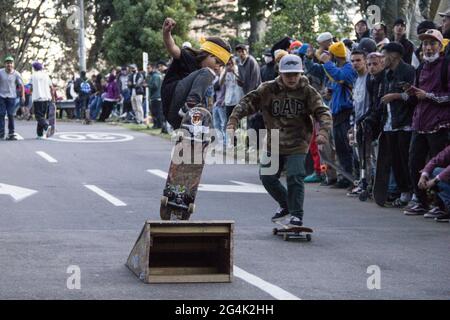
[226,54,332,228]
[418,144,450,222]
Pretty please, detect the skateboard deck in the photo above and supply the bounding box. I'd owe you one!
[160,106,212,220]
[318,145,354,184]
[272,221,313,242]
[373,132,391,207]
[47,101,56,137]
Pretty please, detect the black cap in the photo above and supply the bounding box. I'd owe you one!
[394,18,406,27]
[382,42,405,56]
[357,38,377,54]
[263,48,272,56]
[417,20,437,35]
[235,44,248,51]
[157,60,167,67]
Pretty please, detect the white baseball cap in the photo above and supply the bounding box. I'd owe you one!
[317,32,333,43]
[279,54,303,73]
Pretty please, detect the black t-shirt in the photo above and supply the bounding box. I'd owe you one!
[161,49,199,116]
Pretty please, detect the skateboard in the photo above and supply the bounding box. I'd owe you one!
[318,144,355,185]
[47,101,56,137]
[272,221,313,242]
[373,132,392,207]
[160,106,212,220]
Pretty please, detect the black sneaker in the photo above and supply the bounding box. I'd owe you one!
[288,216,303,227]
[404,204,428,216]
[424,207,445,219]
[435,212,450,223]
[330,179,352,189]
[6,134,18,141]
[271,208,290,222]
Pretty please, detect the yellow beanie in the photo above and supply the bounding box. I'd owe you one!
[329,42,347,58]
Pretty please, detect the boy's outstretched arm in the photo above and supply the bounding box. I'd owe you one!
[162,18,181,60]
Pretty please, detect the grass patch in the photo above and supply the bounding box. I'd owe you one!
[108,121,172,140]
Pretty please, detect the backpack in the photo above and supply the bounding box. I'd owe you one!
[80,80,91,95]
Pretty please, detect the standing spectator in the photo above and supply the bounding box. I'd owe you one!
[438,9,450,40]
[405,30,450,215]
[220,57,244,120]
[118,66,132,120]
[315,32,334,61]
[157,60,168,76]
[98,69,120,122]
[128,64,145,124]
[347,50,370,196]
[320,42,357,188]
[74,71,94,121]
[212,75,227,148]
[372,23,390,51]
[392,18,415,64]
[354,19,371,43]
[145,63,166,133]
[378,42,416,206]
[412,21,438,68]
[0,56,24,140]
[260,49,276,82]
[235,44,263,152]
[29,61,53,139]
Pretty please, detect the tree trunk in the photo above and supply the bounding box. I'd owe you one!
[248,16,266,53]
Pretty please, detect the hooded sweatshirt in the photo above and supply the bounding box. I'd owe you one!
[104,74,120,101]
[228,76,332,155]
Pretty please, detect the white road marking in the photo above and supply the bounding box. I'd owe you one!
[0,183,38,202]
[36,151,58,163]
[147,169,266,193]
[84,185,127,207]
[234,265,301,300]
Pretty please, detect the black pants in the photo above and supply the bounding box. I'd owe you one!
[409,129,449,206]
[150,99,165,128]
[34,100,49,137]
[333,118,353,176]
[384,131,412,193]
[98,100,115,122]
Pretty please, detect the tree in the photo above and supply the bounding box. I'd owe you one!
[263,0,354,49]
[194,0,237,35]
[103,0,197,66]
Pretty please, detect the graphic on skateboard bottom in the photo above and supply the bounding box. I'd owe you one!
[47,102,56,137]
[272,221,313,242]
[160,106,212,221]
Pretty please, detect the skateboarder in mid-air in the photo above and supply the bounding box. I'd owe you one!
[159,17,233,220]
[227,54,333,227]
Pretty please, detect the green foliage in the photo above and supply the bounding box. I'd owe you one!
[264,0,354,47]
[103,0,197,66]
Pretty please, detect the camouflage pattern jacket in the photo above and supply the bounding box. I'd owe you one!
[228,76,333,155]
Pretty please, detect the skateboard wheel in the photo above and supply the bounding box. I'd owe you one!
[160,209,171,220]
[306,234,312,242]
[283,234,289,241]
[181,211,191,220]
[161,196,168,207]
[359,191,368,202]
[188,203,195,214]
[272,228,278,235]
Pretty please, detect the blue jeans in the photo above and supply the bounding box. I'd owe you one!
[259,153,307,220]
[432,168,450,210]
[212,105,227,146]
[90,96,103,120]
[0,97,16,136]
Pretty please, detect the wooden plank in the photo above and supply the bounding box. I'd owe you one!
[149,267,218,276]
[146,220,235,226]
[150,225,230,234]
[147,274,232,283]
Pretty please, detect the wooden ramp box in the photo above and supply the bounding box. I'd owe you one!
[126,220,234,283]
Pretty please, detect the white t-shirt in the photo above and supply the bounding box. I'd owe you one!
[31,71,52,101]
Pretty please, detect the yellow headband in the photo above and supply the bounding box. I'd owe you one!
[200,40,231,65]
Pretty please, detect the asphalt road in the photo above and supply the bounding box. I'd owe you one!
[0,120,449,300]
